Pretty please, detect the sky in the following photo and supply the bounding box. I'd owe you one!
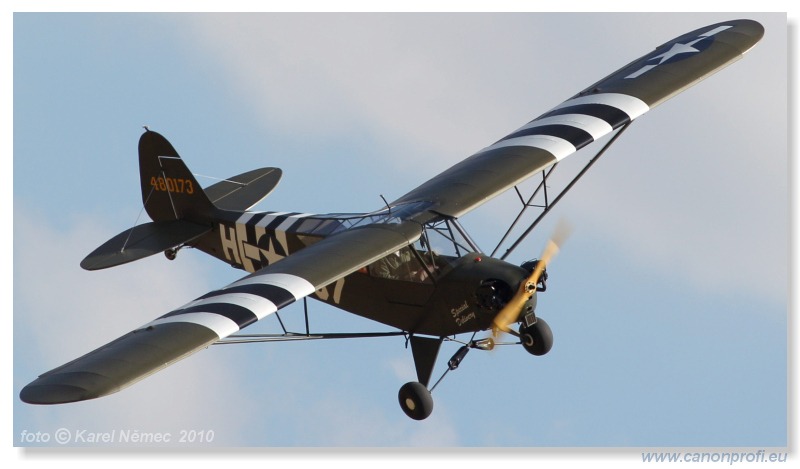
[7,6,792,459]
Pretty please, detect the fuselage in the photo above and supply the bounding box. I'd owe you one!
[189,208,534,337]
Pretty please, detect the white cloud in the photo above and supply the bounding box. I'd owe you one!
[560,83,787,304]
[177,13,788,307]
[180,15,555,169]
[388,356,416,383]
[13,206,261,446]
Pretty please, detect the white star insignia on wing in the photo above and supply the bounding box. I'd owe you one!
[651,41,701,64]
[624,24,732,80]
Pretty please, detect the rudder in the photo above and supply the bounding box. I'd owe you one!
[139,130,215,223]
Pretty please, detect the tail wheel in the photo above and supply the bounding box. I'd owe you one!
[520,317,553,356]
[398,382,433,420]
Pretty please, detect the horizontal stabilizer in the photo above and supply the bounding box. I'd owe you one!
[80,220,212,271]
[204,167,282,212]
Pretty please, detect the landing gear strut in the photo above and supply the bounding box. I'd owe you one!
[398,317,552,420]
[399,336,491,420]
[165,244,187,261]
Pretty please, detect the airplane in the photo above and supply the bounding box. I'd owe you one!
[20,19,764,421]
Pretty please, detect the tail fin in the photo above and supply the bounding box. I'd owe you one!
[139,130,215,223]
[80,130,217,271]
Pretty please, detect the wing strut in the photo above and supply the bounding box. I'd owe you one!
[215,295,408,344]
[491,122,633,261]
[215,331,407,344]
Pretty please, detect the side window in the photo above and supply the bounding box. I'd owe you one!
[370,247,433,283]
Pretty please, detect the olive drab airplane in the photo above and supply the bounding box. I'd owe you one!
[20,20,764,420]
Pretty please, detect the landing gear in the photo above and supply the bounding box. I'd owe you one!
[398,382,434,420]
[165,244,188,261]
[164,248,178,260]
[399,337,486,420]
[520,317,553,356]
[398,336,441,421]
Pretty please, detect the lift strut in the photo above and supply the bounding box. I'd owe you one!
[491,122,632,261]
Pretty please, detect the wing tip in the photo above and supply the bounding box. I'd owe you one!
[20,381,94,405]
[726,18,765,48]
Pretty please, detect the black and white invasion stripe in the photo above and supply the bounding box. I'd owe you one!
[482,93,650,161]
[236,211,315,233]
[144,273,316,339]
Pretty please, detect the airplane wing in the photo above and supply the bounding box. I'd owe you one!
[392,19,764,218]
[20,220,422,404]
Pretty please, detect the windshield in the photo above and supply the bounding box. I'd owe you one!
[368,218,480,283]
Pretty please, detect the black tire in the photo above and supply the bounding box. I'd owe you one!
[398,381,434,420]
[520,318,553,356]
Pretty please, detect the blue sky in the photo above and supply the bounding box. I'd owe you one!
[10,10,790,454]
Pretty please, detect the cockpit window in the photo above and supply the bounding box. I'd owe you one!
[370,246,433,283]
[368,217,480,283]
[420,218,476,259]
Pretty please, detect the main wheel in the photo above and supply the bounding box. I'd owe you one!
[398,381,434,420]
[520,317,553,356]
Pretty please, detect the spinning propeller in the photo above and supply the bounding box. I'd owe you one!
[491,221,571,337]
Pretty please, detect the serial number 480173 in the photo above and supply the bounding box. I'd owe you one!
[150,176,194,194]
